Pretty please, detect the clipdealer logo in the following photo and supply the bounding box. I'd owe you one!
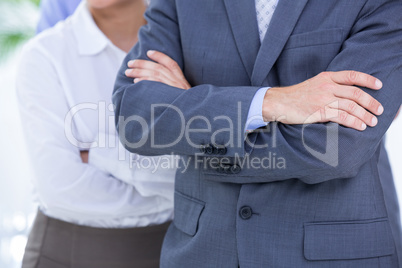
[63,101,339,168]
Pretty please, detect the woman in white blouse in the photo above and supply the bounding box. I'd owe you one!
[17,0,185,267]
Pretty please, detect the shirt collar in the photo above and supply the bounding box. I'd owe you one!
[71,1,109,56]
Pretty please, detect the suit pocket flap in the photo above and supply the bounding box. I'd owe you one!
[285,28,344,50]
[174,191,205,236]
[304,218,394,261]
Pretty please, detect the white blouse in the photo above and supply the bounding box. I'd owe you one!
[16,1,176,228]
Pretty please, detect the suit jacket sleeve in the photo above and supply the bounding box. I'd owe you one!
[219,0,402,184]
[113,0,260,157]
[113,0,402,184]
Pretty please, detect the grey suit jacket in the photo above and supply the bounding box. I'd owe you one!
[113,0,402,267]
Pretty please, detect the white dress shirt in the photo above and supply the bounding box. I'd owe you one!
[246,0,280,132]
[16,1,176,228]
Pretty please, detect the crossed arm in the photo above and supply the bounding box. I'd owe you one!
[113,0,402,184]
[125,50,383,132]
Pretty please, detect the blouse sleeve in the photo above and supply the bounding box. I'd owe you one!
[16,41,162,222]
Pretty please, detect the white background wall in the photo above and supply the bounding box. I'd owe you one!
[386,111,402,211]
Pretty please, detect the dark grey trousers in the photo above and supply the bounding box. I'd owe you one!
[22,210,171,268]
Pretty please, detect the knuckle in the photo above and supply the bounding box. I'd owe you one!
[136,60,146,68]
[154,64,163,71]
[319,71,331,79]
[133,69,142,76]
[167,61,178,71]
[319,107,327,120]
[348,71,359,83]
[347,101,357,113]
[352,88,363,100]
[134,60,143,68]
[152,70,160,77]
[338,111,348,123]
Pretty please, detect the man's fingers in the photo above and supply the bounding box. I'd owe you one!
[333,85,384,116]
[328,99,378,127]
[127,57,185,83]
[128,59,159,70]
[127,60,171,80]
[323,107,367,131]
[127,51,181,77]
[126,67,176,85]
[146,50,185,79]
[328,71,382,90]
[125,66,168,80]
[126,55,191,90]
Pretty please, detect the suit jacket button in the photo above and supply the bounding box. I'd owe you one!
[217,147,227,155]
[205,145,214,155]
[223,165,231,174]
[230,165,241,174]
[199,145,206,153]
[239,206,253,220]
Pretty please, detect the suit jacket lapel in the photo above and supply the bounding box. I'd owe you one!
[251,0,309,86]
[223,0,260,81]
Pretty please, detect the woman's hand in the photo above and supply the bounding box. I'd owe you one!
[125,50,191,90]
[80,150,89,163]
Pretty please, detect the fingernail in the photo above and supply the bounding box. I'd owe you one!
[127,60,135,67]
[134,78,139,83]
[125,69,131,76]
[375,79,382,89]
[147,50,155,56]
[361,123,367,130]
[377,105,384,115]
[371,117,378,126]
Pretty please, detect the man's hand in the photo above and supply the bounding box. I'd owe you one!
[125,50,191,90]
[263,71,384,131]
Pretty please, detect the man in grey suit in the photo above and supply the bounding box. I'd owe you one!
[113,0,402,266]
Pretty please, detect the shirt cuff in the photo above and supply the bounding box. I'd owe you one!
[245,87,270,132]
